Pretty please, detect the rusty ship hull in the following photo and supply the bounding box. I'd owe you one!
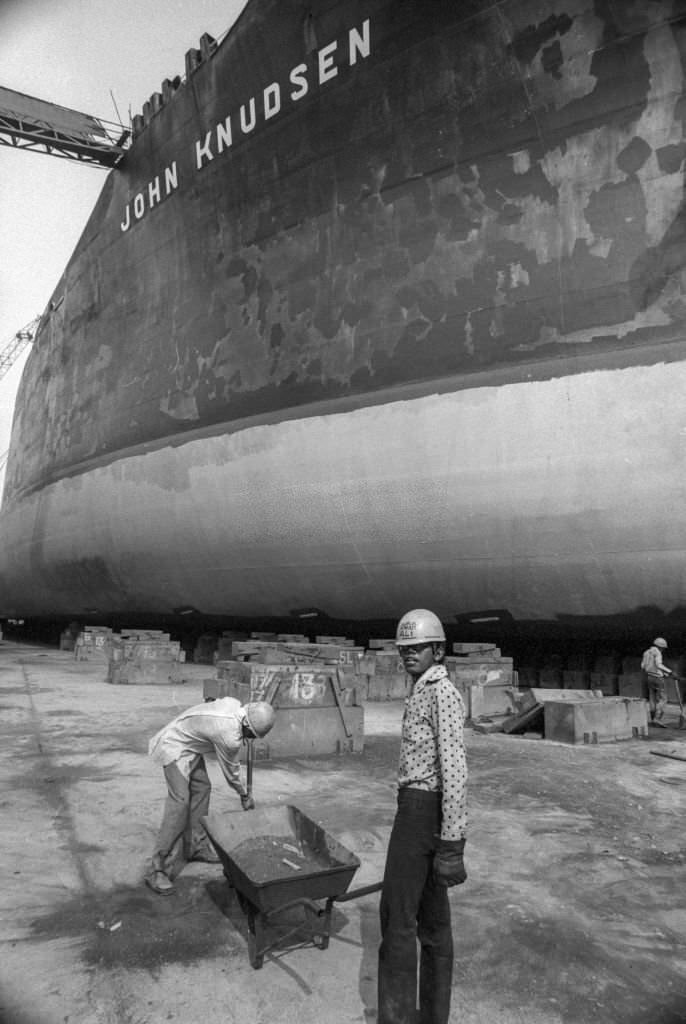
[2,0,686,627]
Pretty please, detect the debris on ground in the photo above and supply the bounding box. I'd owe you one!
[650,747,686,763]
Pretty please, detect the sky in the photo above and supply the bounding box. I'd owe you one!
[0,0,249,467]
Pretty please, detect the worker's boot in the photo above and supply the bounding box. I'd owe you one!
[145,853,175,895]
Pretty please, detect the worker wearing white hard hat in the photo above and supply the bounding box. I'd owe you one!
[641,637,673,724]
[377,609,467,1024]
[145,697,276,895]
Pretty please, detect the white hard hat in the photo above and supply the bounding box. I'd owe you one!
[396,609,446,646]
[244,701,276,738]
[653,637,668,649]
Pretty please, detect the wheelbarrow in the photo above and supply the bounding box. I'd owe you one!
[203,805,382,968]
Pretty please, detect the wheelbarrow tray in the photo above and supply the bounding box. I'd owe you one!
[202,805,361,914]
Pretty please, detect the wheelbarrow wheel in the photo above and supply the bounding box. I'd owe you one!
[305,901,331,950]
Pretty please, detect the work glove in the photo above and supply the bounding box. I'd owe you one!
[433,838,467,887]
[241,794,255,811]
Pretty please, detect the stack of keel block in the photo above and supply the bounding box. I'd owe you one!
[212,631,250,664]
[74,626,113,662]
[107,629,185,685]
[219,638,365,668]
[357,640,517,705]
[207,632,354,666]
[499,688,649,743]
[203,638,363,757]
[447,643,516,720]
[193,633,219,665]
[364,639,408,700]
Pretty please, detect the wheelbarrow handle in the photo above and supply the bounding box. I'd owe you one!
[333,880,383,904]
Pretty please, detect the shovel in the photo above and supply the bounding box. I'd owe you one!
[246,737,254,799]
[672,676,686,729]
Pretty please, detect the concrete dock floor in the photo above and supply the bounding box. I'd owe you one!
[2,641,686,1024]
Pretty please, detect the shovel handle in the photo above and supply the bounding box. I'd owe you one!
[246,738,254,798]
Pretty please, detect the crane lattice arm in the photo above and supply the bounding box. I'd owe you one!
[0,87,129,167]
[0,316,39,381]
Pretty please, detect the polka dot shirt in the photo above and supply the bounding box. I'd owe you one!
[397,663,468,841]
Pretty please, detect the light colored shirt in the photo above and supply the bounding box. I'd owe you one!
[397,663,468,841]
[642,645,671,678]
[148,697,247,796]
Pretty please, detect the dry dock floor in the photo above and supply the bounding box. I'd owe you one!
[1,641,686,1024]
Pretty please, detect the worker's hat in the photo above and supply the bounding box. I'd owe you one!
[396,608,446,646]
[244,701,276,738]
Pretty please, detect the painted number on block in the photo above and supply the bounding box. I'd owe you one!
[289,673,327,704]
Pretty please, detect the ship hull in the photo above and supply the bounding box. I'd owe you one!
[3,0,686,626]
[1,357,684,623]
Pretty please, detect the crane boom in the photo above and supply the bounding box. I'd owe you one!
[0,316,39,381]
[0,87,129,167]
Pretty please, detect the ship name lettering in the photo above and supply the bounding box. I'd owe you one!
[264,82,281,119]
[319,40,338,83]
[289,63,308,101]
[193,18,370,171]
[121,19,370,224]
[217,115,232,152]
[120,161,179,232]
[240,97,257,135]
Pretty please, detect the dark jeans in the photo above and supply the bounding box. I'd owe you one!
[378,788,453,1024]
[154,756,212,865]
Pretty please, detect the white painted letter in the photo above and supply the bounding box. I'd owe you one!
[264,82,281,120]
[318,40,338,84]
[216,116,233,153]
[165,161,178,193]
[195,131,214,169]
[148,176,161,208]
[120,204,131,232]
[349,19,370,64]
[133,193,145,219]
[290,63,309,101]
[240,97,256,134]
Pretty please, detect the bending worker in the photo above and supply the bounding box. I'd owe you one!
[146,697,276,895]
[641,636,673,724]
[378,609,468,1024]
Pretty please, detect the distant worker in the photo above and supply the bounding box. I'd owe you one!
[145,697,276,895]
[641,637,673,724]
[377,609,468,1024]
